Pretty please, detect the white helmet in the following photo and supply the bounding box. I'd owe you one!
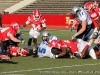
[42,31,51,41]
[42,31,51,37]
[49,35,58,42]
[72,6,80,15]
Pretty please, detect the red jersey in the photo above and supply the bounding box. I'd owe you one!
[0,27,16,41]
[89,10,99,28]
[68,40,78,53]
[10,46,19,57]
[94,7,100,16]
[50,39,78,53]
[49,40,68,50]
[25,15,46,30]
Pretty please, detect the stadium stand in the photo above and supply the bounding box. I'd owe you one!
[1,0,100,14]
[14,0,93,14]
[0,0,22,14]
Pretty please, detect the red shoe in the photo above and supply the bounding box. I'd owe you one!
[0,54,10,60]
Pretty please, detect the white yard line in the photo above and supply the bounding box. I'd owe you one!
[0,63,100,74]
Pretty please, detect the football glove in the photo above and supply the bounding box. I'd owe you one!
[72,33,78,40]
[92,32,98,39]
[51,54,58,59]
[21,40,25,44]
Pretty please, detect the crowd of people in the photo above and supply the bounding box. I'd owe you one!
[0,1,100,60]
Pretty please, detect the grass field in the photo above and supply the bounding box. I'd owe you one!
[0,28,100,75]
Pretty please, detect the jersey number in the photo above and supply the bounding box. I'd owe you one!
[38,48,46,54]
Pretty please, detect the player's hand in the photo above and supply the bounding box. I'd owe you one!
[72,33,78,40]
[92,32,98,39]
[21,40,25,44]
[51,54,58,59]
[70,26,74,32]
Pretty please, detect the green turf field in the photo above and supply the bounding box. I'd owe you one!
[0,29,100,75]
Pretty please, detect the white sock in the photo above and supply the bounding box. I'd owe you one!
[89,48,97,59]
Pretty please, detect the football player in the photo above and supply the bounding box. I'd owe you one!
[93,1,100,15]
[70,6,93,41]
[84,2,100,44]
[9,46,28,57]
[50,39,97,59]
[21,9,46,54]
[0,54,10,60]
[37,31,58,58]
[0,21,24,58]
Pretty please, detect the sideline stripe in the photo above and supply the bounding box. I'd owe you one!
[0,63,100,74]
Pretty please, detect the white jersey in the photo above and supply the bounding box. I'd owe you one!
[77,39,96,59]
[37,41,53,58]
[77,7,92,25]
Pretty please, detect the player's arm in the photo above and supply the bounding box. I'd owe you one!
[57,47,67,57]
[9,34,22,43]
[70,18,78,32]
[22,23,27,27]
[41,26,46,31]
[72,18,78,27]
[78,20,86,35]
[40,18,46,31]
[95,16,100,30]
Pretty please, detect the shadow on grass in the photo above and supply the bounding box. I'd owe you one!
[0,60,18,64]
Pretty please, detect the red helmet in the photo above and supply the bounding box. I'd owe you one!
[10,21,20,31]
[84,2,93,12]
[33,9,41,20]
[10,46,19,57]
[20,48,28,56]
[93,1,99,8]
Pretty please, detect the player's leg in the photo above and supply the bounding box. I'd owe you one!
[27,29,34,53]
[93,43,100,58]
[88,46,97,59]
[0,41,10,60]
[77,40,90,58]
[32,30,41,56]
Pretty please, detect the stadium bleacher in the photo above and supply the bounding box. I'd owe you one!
[0,0,22,13]
[0,0,100,14]
[15,0,89,14]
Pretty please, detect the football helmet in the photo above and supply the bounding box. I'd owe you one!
[10,21,20,31]
[72,6,80,15]
[33,9,41,21]
[42,31,51,41]
[49,35,58,43]
[20,48,28,56]
[84,2,93,12]
[93,1,99,8]
[10,46,19,57]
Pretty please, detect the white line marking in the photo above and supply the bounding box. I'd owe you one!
[0,63,100,74]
